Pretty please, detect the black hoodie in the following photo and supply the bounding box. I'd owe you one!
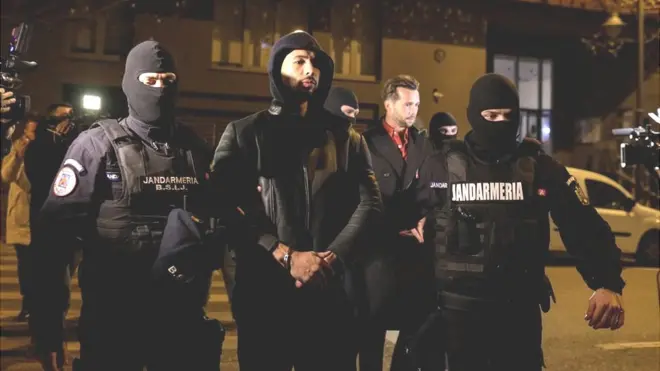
[267,31,334,118]
[211,31,381,274]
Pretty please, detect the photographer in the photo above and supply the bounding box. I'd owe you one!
[1,114,39,322]
[1,88,17,153]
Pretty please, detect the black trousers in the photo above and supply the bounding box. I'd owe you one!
[358,236,438,371]
[77,264,220,371]
[442,297,544,371]
[76,262,152,371]
[233,265,358,371]
[14,244,32,311]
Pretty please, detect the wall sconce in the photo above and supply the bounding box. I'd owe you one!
[432,88,443,104]
[603,12,626,39]
[581,12,626,56]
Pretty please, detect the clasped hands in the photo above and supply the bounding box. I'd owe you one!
[273,244,336,288]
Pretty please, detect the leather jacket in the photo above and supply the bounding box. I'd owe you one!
[210,102,382,270]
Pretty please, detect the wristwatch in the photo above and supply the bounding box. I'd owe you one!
[283,250,293,270]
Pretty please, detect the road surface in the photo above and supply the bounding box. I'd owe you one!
[2,244,658,370]
[383,266,660,371]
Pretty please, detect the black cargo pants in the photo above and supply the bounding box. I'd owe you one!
[441,292,544,371]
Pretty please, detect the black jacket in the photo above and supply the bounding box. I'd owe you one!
[360,122,436,326]
[30,119,213,352]
[417,135,625,294]
[363,123,433,232]
[209,32,381,278]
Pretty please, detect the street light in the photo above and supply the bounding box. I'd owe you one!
[581,11,626,56]
[82,94,101,111]
[602,12,626,39]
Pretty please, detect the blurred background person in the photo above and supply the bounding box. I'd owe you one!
[24,103,81,269]
[1,113,39,322]
[24,103,78,233]
[428,111,458,152]
[1,88,18,157]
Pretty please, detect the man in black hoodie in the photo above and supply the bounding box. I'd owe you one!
[416,73,625,370]
[210,31,382,371]
[29,40,217,371]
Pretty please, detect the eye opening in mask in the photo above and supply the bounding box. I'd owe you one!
[480,108,512,122]
[138,72,177,88]
[439,125,458,136]
[340,105,359,118]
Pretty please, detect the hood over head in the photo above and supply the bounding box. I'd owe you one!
[267,31,334,116]
[466,73,520,157]
[429,111,458,141]
[324,86,359,125]
[122,40,178,128]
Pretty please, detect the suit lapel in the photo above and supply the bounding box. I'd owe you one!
[369,125,405,176]
[402,129,427,188]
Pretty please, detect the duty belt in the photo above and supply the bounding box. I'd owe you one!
[439,291,536,312]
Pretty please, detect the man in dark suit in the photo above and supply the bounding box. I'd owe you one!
[360,75,438,371]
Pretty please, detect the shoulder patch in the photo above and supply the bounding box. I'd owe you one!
[53,166,78,197]
[63,158,87,175]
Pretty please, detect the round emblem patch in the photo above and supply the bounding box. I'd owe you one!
[53,166,78,197]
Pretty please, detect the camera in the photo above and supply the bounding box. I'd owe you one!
[612,117,659,178]
[1,22,37,122]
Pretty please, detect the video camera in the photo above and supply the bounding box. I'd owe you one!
[1,22,37,122]
[612,116,660,178]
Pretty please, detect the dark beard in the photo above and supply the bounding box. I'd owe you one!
[292,89,314,101]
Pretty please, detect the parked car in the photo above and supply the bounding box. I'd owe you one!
[549,167,660,266]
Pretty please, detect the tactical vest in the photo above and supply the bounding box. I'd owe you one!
[433,140,550,299]
[90,119,204,269]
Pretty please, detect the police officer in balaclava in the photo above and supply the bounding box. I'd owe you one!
[30,40,218,371]
[428,111,458,150]
[325,86,360,126]
[414,73,626,371]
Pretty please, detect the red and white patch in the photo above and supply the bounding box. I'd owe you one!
[537,188,547,197]
[53,167,78,197]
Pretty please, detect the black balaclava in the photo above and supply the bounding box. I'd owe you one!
[429,112,458,144]
[466,73,520,158]
[122,40,178,128]
[324,86,359,125]
[267,31,334,117]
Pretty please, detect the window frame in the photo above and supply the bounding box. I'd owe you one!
[63,15,122,62]
[584,178,633,211]
[209,0,379,82]
[491,54,552,144]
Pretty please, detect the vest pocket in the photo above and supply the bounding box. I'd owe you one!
[453,207,486,256]
[96,219,163,260]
